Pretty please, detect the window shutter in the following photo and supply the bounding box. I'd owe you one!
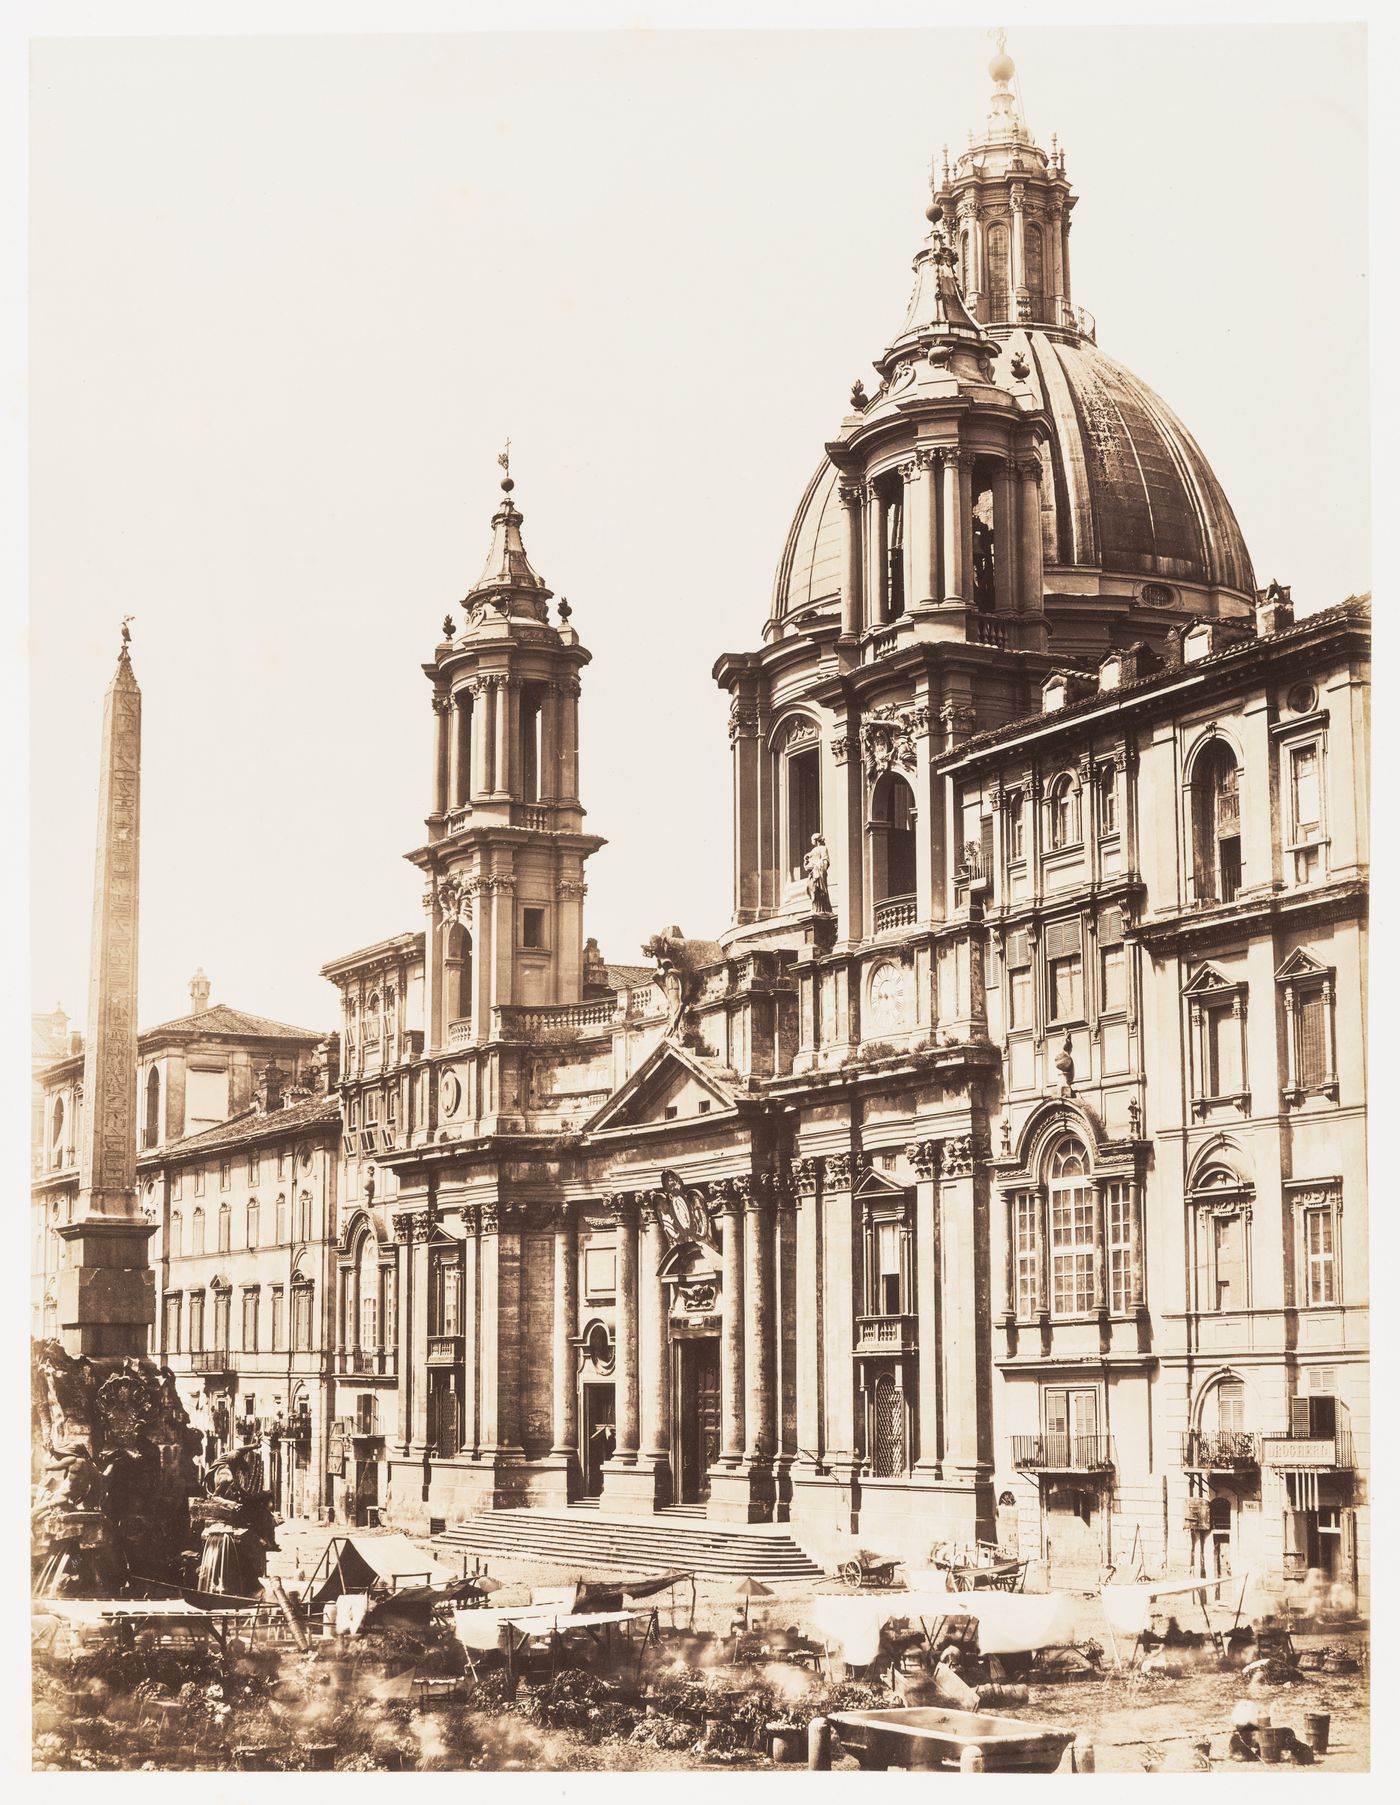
[1298,990,1327,1086]
[1006,929,1030,969]
[1289,1394,1312,1436]
[1099,906,1124,947]
[980,815,995,873]
[1045,918,1081,960]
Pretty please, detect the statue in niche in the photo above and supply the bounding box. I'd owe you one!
[803,833,833,913]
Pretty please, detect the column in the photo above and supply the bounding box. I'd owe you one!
[939,449,963,603]
[743,1179,775,1462]
[821,1154,857,1464]
[639,1202,670,1465]
[540,685,560,803]
[550,1209,578,1457]
[471,681,490,800]
[938,1136,989,1489]
[992,459,1017,616]
[719,1188,746,1462]
[1281,988,1297,1093]
[911,1150,941,1471]
[1009,183,1026,309]
[432,695,450,816]
[730,689,761,921]
[454,692,472,807]
[793,1165,822,1468]
[958,453,975,606]
[1017,454,1045,620]
[1046,203,1064,317]
[866,489,887,625]
[901,460,924,612]
[613,1197,640,1462]
[838,481,864,640]
[461,1212,480,1458]
[410,1220,431,1453]
[478,1202,523,1457]
[493,677,511,797]
[394,1213,415,1455]
[556,676,580,803]
[1061,214,1073,306]
[917,450,940,606]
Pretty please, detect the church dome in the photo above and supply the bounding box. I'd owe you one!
[768,327,1254,638]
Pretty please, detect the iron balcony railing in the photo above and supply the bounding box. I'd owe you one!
[191,1350,233,1376]
[1012,1433,1115,1472]
[874,894,917,934]
[1181,1429,1260,1470]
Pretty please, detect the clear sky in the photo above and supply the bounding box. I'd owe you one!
[28,21,1369,1036]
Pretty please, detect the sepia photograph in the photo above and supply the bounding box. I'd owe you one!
[18,2,1375,1780]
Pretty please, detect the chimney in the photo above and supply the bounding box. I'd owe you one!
[319,1034,341,1091]
[583,936,607,991]
[190,967,211,1013]
[258,1060,285,1112]
[1255,579,1295,637]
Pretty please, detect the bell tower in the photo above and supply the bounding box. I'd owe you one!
[409,462,603,1057]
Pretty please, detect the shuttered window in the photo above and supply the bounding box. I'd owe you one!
[1298,989,1328,1088]
[1014,1192,1040,1317]
[1047,919,1083,1022]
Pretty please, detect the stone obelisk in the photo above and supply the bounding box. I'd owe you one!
[57,623,155,1356]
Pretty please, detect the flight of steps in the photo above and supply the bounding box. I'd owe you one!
[434,1507,825,1580]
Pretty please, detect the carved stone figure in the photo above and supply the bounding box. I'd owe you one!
[191,1446,279,1597]
[803,832,833,912]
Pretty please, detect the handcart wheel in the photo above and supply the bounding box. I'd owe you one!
[840,1559,863,1589]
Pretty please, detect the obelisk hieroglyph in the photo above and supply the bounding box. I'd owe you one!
[57,623,155,1356]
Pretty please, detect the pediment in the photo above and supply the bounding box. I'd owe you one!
[854,1165,909,1202]
[1274,947,1329,982]
[1182,962,1236,997]
[584,1042,740,1137]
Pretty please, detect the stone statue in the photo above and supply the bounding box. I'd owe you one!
[191,1447,279,1598]
[803,833,833,913]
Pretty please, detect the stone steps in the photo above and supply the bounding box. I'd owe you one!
[434,1508,825,1580]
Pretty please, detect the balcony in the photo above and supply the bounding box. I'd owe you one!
[968,617,1008,650]
[447,1019,473,1048]
[1012,1433,1115,1473]
[336,1348,395,1378]
[855,1314,916,1354]
[1260,1430,1354,1471]
[873,894,917,934]
[427,1334,464,1366]
[1181,1429,1260,1471]
[192,1350,234,1379]
[515,803,550,832]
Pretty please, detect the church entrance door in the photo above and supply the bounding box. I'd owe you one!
[581,1383,615,1498]
[676,1337,722,1504]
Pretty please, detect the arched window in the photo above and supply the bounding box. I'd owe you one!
[1047,773,1080,849]
[1024,222,1045,318]
[1190,1163,1252,1313]
[275,1192,288,1244]
[50,1095,66,1168]
[192,1206,205,1254]
[1095,765,1118,837]
[170,1210,182,1259]
[143,1066,161,1149]
[358,1233,381,1354]
[986,221,1010,316]
[218,1201,231,1254]
[445,923,473,1026]
[1048,1138,1094,1316]
[785,741,822,883]
[869,772,918,930]
[211,1281,232,1355]
[246,1198,259,1249]
[291,1276,314,1352]
[1191,739,1242,903]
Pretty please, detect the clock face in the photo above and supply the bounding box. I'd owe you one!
[439,1071,462,1119]
[867,960,908,1031]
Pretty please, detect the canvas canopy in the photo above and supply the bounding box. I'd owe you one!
[305,1533,456,1606]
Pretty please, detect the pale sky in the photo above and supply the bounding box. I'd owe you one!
[27,21,1369,1036]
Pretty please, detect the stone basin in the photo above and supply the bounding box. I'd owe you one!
[828,1705,1074,1772]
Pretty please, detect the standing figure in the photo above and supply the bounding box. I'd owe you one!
[803,833,833,913]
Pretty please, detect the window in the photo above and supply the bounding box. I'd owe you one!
[192,1207,205,1253]
[1105,1180,1140,1313]
[170,1211,182,1259]
[1303,1203,1336,1306]
[189,1290,204,1353]
[248,1150,260,1184]
[1042,1386,1101,1467]
[212,1287,231,1355]
[217,1202,231,1253]
[219,1159,231,1191]
[522,907,547,950]
[1189,1167,1252,1312]
[1013,1191,1041,1317]
[291,1281,313,1352]
[584,1245,616,1301]
[361,1290,379,1352]
[1277,954,1336,1100]
[172,1170,182,1201]
[1095,764,1118,837]
[1006,792,1025,862]
[163,1292,181,1354]
[242,1288,259,1353]
[1215,1380,1245,1435]
[1099,906,1126,1014]
[1046,919,1083,1023]
[1190,739,1242,903]
[1006,928,1032,1030]
[275,1193,288,1243]
[1286,740,1325,885]
[270,1286,284,1353]
[1203,1001,1241,1095]
[869,1214,910,1316]
[786,743,822,883]
[1186,971,1247,1105]
[277,1148,287,1178]
[869,772,917,916]
[986,221,1009,313]
[246,1199,259,1248]
[49,1095,65,1167]
[1047,775,1079,850]
[194,1167,206,1197]
[297,1190,313,1243]
[520,683,544,802]
[1048,1140,1095,1316]
[144,1067,161,1149]
[432,1254,461,1337]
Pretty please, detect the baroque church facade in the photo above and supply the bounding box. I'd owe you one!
[36,49,1370,1599]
